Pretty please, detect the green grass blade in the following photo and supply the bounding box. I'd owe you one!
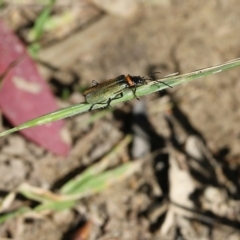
[0,207,30,224]
[60,135,132,194]
[34,200,76,212]
[59,161,142,200]
[29,0,57,42]
[18,183,64,203]
[0,58,240,138]
[28,0,57,56]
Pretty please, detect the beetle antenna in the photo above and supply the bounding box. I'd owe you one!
[156,80,172,88]
[142,72,172,89]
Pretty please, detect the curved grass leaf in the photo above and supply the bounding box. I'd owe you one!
[0,58,240,138]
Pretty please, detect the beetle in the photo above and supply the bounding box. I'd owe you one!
[83,73,171,111]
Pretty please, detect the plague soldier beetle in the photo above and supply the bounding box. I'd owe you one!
[83,73,171,110]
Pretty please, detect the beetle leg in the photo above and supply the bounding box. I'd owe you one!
[156,80,172,88]
[106,93,124,108]
[89,93,124,111]
[89,103,95,111]
[131,87,139,100]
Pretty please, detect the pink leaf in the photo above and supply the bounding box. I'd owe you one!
[0,21,70,156]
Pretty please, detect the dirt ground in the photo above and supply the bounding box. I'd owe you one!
[1,0,240,239]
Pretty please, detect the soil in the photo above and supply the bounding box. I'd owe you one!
[1,1,240,239]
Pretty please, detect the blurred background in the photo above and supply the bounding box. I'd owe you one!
[1,0,240,239]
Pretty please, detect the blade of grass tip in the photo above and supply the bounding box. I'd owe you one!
[19,183,64,203]
[130,57,240,99]
[162,57,240,87]
[0,102,90,137]
[60,134,132,195]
